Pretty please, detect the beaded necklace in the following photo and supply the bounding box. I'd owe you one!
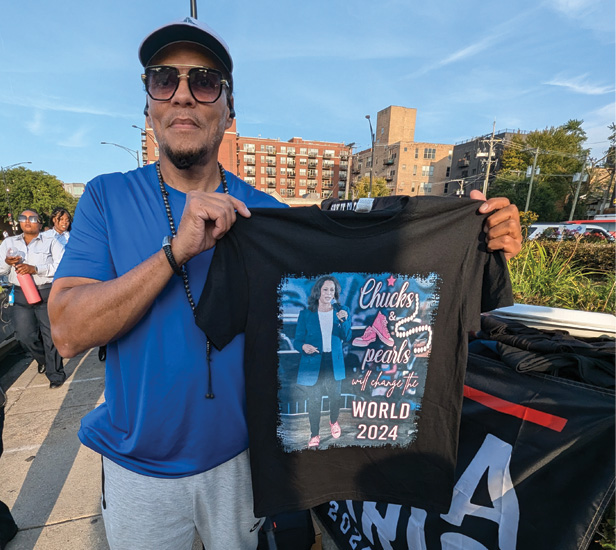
[155,160,229,399]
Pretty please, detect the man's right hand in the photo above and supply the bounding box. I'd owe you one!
[171,191,251,266]
[4,255,21,266]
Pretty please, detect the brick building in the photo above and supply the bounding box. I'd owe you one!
[448,129,529,194]
[138,120,351,201]
[352,106,454,197]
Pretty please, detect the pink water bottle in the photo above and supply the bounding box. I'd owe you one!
[17,273,42,304]
[7,248,42,305]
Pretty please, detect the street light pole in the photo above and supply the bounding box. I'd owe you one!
[365,115,375,198]
[1,161,32,234]
[101,141,141,168]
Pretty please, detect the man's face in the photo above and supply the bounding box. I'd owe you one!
[19,211,41,236]
[145,43,234,170]
[55,213,70,233]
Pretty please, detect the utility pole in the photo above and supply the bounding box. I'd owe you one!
[482,121,497,195]
[569,153,589,221]
[524,148,540,212]
[190,0,198,18]
[344,143,355,201]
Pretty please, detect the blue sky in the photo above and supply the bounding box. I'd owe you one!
[1,0,614,184]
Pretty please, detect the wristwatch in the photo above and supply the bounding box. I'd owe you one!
[162,235,183,276]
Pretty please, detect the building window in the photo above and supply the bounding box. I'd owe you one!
[404,147,408,152]
[448,150,452,160]
[281,146,286,154]
[299,168,306,176]
[412,165,417,176]
[446,166,450,177]
[280,167,286,174]
[244,143,255,153]
[280,157,286,165]
[424,148,436,159]
[402,164,406,170]
[300,148,307,155]
[299,158,307,165]
[415,148,419,159]
[260,145,265,151]
[260,166,265,174]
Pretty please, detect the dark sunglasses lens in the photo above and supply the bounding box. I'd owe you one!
[189,69,222,103]
[18,216,39,223]
[145,67,178,100]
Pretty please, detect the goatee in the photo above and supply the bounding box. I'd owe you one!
[163,143,209,170]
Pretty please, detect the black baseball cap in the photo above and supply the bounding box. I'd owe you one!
[139,17,233,76]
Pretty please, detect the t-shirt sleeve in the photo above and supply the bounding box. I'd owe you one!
[481,249,513,313]
[195,230,248,351]
[54,178,116,282]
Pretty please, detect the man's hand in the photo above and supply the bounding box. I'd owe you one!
[15,263,36,275]
[470,190,522,261]
[171,192,251,266]
[302,344,320,354]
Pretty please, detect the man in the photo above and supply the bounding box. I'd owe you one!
[0,209,65,388]
[49,17,522,550]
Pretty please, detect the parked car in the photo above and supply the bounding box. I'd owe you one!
[527,223,615,242]
[565,218,616,237]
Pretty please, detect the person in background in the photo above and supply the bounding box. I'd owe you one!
[43,207,72,247]
[0,209,65,387]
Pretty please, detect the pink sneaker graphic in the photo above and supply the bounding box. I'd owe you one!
[308,435,320,448]
[352,325,377,347]
[372,311,394,346]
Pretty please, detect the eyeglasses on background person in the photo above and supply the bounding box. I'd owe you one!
[18,215,40,224]
[142,65,230,104]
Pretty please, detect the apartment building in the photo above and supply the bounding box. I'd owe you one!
[352,106,453,197]
[448,129,529,194]
[138,120,351,200]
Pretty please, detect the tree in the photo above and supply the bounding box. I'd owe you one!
[489,120,588,221]
[352,176,390,199]
[1,167,78,229]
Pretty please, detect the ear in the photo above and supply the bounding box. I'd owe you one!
[144,98,151,125]
[225,94,235,129]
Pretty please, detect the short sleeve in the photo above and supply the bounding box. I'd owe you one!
[195,230,249,350]
[54,178,116,282]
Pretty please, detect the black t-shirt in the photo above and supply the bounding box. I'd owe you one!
[196,197,513,516]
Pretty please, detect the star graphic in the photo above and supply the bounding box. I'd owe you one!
[386,275,396,287]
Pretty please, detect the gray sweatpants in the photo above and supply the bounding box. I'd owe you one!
[101,451,262,550]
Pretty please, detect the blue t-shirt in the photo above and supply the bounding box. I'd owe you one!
[55,163,285,477]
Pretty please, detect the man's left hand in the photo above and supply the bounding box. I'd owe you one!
[15,263,36,275]
[470,190,522,261]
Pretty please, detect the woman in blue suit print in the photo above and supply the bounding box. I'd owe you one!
[294,276,352,449]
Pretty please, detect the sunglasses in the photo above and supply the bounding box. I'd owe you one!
[142,65,230,104]
[18,215,40,224]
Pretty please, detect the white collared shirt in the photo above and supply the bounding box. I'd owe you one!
[0,233,65,286]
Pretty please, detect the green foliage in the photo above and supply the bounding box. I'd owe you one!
[519,211,538,238]
[535,241,615,272]
[508,240,615,313]
[489,120,589,221]
[0,167,78,228]
[595,499,615,549]
[353,176,390,198]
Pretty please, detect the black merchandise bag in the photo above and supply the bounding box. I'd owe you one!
[257,510,315,550]
[314,351,615,550]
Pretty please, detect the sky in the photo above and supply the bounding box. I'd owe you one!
[1,0,614,184]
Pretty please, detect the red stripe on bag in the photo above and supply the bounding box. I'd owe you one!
[464,385,568,432]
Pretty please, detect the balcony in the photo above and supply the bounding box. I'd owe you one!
[458,158,470,167]
[340,152,349,160]
[267,158,276,166]
[308,151,317,158]
[307,183,317,189]
[287,160,296,167]
[323,152,333,159]
[245,158,255,165]
[287,151,296,157]
[308,161,318,168]
[385,175,393,181]
[266,148,276,156]
[383,158,394,165]
[352,168,360,174]
[307,170,317,178]
[287,170,296,177]
[245,168,256,176]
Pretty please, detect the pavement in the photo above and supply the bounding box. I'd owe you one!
[0,351,331,550]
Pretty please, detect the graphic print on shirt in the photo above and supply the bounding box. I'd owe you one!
[277,272,441,452]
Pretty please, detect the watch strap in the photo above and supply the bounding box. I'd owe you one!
[162,236,183,276]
